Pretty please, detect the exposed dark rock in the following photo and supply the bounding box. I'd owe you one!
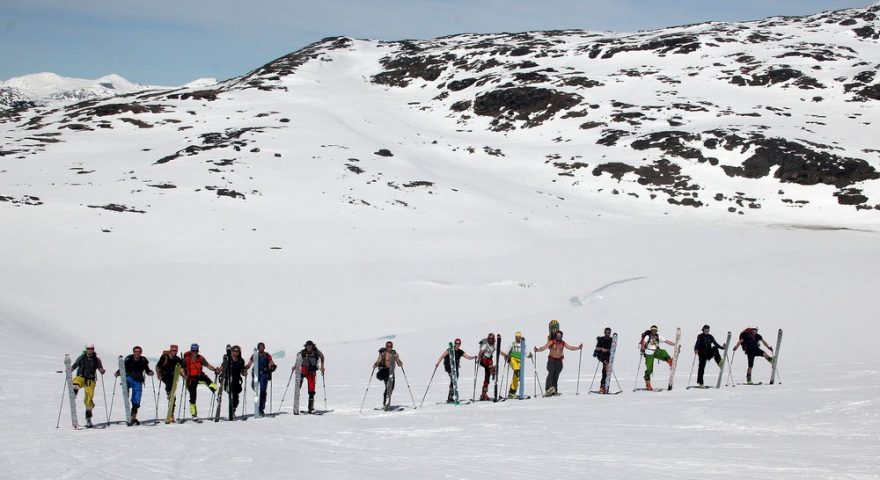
[473,87,582,129]
[447,78,477,91]
[88,203,146,213]
[373,52,454,87]
[834,188,868,205]
[450,100,472,112]
[596,129,629,146]
[721,137,880,187]
[0,194,43,206]
[375,149,394,157]
[591,162,634,181]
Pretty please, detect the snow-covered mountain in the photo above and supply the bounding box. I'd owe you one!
[0,5,879,479]
[0,72,165,111]
[1,5,878,220]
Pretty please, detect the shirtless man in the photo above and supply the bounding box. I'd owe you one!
[534,330,582,395]
[374,341,404,409]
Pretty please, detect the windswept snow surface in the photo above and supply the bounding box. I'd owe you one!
[1,6,879,480]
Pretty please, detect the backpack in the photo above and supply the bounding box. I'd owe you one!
[638,330,652,353]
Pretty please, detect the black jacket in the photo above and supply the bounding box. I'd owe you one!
[694,333,722,358]
[123,355,153,383]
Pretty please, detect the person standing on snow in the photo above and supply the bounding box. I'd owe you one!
[244,342,277,417]
[693,325,725,387]
[70,344,106,428]
[534,330,583,395]
[477,333,498,401]
[500,331,530,398]
[221,345,247,420]
[374,341,403,409]
[294,340,325,414]
[435,338,476,403]
[114,345,154,425]
[594,327,613,394]
[155,344,183,421]
[640,325,676,391]
[733,327,774,384]
[183,343,219,418]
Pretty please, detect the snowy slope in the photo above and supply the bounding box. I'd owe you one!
[0,5,878,480]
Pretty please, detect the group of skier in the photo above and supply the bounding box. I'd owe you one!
[65,321,779,426]
[67,341,325,428]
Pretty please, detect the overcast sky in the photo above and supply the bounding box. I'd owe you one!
[1,0,873,85]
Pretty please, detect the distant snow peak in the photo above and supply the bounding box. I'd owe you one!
[0,72,163,111]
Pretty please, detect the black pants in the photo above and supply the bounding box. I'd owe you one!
[187,372,213,404]
[545,357,563,391]
[227,381,242,418]
[697,352,721,385]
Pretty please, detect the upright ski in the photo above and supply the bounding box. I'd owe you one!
[293,351,303,414]
[716,331,732,389]
[118,355,132,425]
[252,347,260,417]
[517,337,526,400]
[64,354,79,429]
[667,327,682,391]
[448,342,460,404]
[603,333,618,393]
[214,347,230,422]
[166,363,181,423]
[493,334,501,401]
[769,328,783,385]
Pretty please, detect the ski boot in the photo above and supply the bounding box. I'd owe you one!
[599,386,607,394]
[85,410,94,428]
[666,357,674,367]
[308,396,315,414]
[767,356,774,364]
[190,403,198,418]
[130,406,139,426]
[645,380,653,391]
[746,373,753,385]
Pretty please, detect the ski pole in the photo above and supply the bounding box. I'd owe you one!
[400,366,417,409]
[108,374,118,420]
[687,353,697,387]
[726,350,737,387]
[322,372,328,411]
[277,370,294,414]
[530,352,542,397]
[576,349,583,395]
[56,375,67,428]
[100,373,110,424]
[150,375,158,421]
[359,366,376,414]
[501,358,510,397]
[612,370,623,394]
[633,354,644,391]
[419,364,439,408]
[242,374,248,416]
[588,361,600,394]
[209,373,218,414]
[270,378,273,414]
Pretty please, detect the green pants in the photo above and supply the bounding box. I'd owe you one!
[644,349,670,380]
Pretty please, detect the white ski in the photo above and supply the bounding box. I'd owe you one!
[667,327,682,391]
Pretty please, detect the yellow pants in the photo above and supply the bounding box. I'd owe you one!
[508,357,521,393]
[72,376,96,410]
